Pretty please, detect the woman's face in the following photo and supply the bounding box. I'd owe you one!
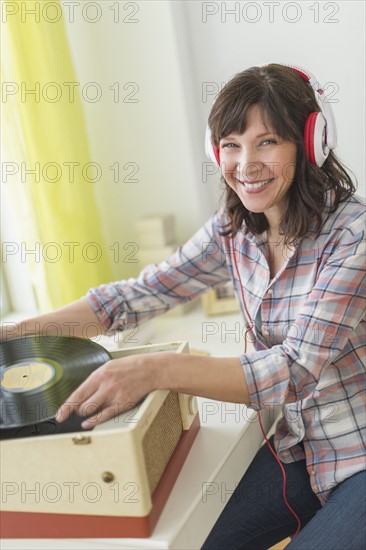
[219,105,297,231]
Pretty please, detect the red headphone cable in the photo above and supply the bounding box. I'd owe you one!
[257,411,301,538]
[230,238,301,539]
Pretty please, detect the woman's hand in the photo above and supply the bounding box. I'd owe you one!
[56,352,249,430]
[56,354,159,429]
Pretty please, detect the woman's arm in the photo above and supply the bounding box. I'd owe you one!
[239,213,366,411]
[1,298,105,341]
[159,353,249,403]
[56,352,250,429]
[84,211,230,333]
[1,212,228,341]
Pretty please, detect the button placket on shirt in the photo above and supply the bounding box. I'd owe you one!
[238,237,270,339]
[260,285,274,340]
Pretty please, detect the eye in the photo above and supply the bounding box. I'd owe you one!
[261,139,277,145]
[221,142,239,148]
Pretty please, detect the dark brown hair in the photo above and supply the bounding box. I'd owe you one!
[208,64,356,243]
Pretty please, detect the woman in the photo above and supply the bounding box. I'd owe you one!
[2,64,365,549]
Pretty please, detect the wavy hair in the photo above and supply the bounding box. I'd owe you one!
[208,64,356,243]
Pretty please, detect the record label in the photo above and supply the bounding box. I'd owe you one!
[1,361,56,392]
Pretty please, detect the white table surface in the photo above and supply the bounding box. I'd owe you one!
[1,302,279,549]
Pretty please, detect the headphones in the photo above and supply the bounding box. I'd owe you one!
[205,63,337,168]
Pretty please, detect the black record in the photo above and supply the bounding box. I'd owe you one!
[0,335,111,429]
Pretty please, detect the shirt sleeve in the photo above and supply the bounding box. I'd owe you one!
[84,210,231,332]
[241,214,366,410]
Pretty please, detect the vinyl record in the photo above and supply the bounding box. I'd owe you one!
[0,335,111,429]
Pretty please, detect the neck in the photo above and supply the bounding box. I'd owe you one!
[267,225,282,240]
[264,198,289,236]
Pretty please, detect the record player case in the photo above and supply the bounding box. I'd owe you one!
[0,341,200,539]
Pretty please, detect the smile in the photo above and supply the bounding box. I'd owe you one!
[237,177,274,190]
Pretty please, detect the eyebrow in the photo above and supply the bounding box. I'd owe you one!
[221,132,275,140]
[256,132,275,138]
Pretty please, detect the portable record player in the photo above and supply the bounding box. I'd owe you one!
[0,338,200,539]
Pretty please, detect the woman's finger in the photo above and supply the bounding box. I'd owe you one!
[81,403,120,430]
[55,370,102,422]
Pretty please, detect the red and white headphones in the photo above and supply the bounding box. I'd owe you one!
[205,63,337,168]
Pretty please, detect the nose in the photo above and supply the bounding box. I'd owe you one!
[226,145,265,182]
[232,152,264,182]
[238,160,265,182]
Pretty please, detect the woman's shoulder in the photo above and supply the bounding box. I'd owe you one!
[323,191,365,236]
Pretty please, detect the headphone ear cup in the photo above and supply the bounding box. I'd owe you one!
[205,125,220,165]
[312,112,327,167]
[304,112,318,165]
[304,112,327,167]
[213,144,220,165]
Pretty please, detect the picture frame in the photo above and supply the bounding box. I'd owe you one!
[202,282,240,316]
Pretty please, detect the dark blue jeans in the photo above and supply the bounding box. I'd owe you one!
[202,436,366,550]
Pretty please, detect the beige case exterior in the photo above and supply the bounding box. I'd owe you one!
[1,341,198,518]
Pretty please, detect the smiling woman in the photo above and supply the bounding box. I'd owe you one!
[207,64,355,246]
[2,63,365,550]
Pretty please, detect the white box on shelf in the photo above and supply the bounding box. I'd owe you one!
[135,215,176,248]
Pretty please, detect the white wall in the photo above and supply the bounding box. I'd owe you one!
[63,0,365,279]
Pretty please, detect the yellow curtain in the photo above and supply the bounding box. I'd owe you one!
[2,0,112,311]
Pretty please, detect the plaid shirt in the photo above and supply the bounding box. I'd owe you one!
[86,191,366,504]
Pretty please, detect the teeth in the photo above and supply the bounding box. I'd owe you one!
[242,178,273,189]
